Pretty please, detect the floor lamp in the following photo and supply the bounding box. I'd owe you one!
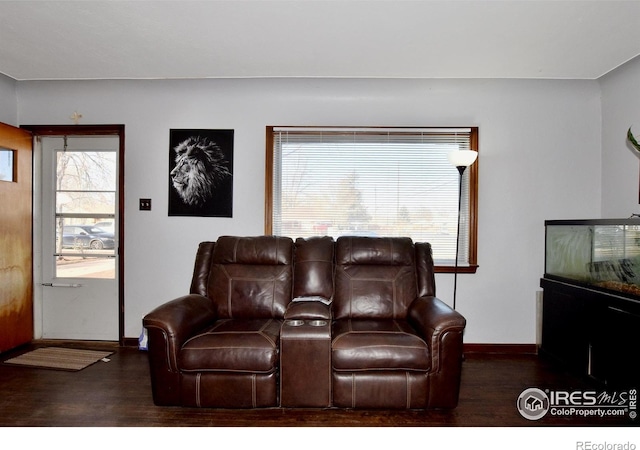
[448,150,478,310]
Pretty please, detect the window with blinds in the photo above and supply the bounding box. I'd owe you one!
[265,127,478,269]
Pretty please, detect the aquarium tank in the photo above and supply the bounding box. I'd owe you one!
[544,219,640,297]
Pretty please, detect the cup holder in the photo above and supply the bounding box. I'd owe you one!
[285,319,305,327]
[308,320,328,327]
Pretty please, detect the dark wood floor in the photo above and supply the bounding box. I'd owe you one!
[0,341,634,428]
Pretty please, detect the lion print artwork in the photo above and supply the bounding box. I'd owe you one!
[168,130,233,217]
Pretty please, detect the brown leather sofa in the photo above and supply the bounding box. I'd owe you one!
[142,235,466,409]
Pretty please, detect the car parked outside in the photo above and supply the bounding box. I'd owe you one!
[94,220,115,234]
[61,225,115,250]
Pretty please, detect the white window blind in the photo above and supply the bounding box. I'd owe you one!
[270,127,476,265]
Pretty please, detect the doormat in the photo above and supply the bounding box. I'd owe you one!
[3,347,113,371]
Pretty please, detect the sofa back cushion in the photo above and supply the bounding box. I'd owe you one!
[190,241,216,297]
[333,236,417,320]
[415,242,436,298]
[293,236,335,299]
[207,236,294,319]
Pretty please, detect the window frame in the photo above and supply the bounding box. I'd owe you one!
[265,126,478,273]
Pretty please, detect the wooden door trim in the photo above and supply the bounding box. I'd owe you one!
[21,125,126,345]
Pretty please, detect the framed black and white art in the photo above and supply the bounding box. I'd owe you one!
[168,129,234,217]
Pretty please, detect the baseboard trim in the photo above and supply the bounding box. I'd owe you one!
[463,343,538,354]
[121,337,139,348]
[31,339,120,349]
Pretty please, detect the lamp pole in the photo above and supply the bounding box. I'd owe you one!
[448,150,478,310]
[453,165,466,310]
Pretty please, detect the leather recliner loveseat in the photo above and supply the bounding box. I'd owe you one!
[142,235,466,409]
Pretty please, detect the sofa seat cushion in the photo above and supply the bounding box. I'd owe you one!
[332,319,430,372]
[179,318,281,373]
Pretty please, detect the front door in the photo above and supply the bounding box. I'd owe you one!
[32,127,123,341]
[0,123,33,353]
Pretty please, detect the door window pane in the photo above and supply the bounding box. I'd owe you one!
[54,149,116,278]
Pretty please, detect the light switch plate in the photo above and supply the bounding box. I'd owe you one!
[139,198,151,211]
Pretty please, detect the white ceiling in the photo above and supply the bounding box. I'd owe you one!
[1,0,639,81]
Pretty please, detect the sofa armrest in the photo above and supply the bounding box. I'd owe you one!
[143,294,217,359]
[142,294,216,405]
[408,295,466,408]
[284,299,332,320]
[408,295,466,371]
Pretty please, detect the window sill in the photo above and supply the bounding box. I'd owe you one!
[435,264,479,274]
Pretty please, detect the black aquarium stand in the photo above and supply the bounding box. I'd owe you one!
[540,276,640,388]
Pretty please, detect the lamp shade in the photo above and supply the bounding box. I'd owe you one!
[448,149,478,168]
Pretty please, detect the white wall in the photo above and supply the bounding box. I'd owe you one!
[16,77,602,343]
[0,74,17,126]
[600,56,640,217]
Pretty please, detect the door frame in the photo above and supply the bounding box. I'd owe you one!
[22,124,126,344]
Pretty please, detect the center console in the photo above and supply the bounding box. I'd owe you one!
[280,301,332,408]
